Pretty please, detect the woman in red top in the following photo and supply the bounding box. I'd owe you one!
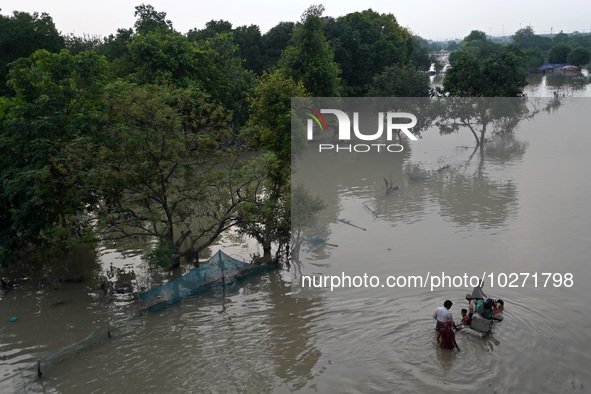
[437,320,460,351]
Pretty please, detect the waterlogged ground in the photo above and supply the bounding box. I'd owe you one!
[1,95,591,393]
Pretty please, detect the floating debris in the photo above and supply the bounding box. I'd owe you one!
[383,176,399,194]
[306,235,338,252]
[363,202,379,217]
[406,172,427,182]
[338,219,367,231]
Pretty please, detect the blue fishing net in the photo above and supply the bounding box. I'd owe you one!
[138,250,276,311]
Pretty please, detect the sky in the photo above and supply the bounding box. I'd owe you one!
[2,0,591,41]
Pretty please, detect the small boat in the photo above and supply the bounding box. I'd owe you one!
[464,282,505,335]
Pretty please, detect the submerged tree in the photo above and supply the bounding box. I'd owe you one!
[435,97,532,149]
[95,82,254,267]
[236,71,308,263]
[291,184,326,261]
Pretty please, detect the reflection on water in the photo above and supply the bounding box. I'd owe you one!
[525,69,590,98]
[431,66,591,98]
[2,99,591,393]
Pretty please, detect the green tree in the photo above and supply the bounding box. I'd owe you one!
[96,82,251,267]
[512,26,536,48]
[187,20,233,42]
[567,47,590,67]
[96,28,134,78]
[446,40,460,51]
[64,33,103,55]
[434,61,444,73]
[523,47,545,69]
[553,32,569,44]
[548,43,572,63]
[99,28,134,61]
[566,35,591,51]
[0,49,109,264]
[237,71,308,262]
[511,26,552,50]
[247,71,308,168]
[460,31,501,60]
[367,64,430,97]
[0,11,64,95]
[279,5,341,97]
[409,34,432,71]
[291,184,326,260]
[195,32,256,126]
[462,30,488,46]
[429,42,443,52]
[133,4,174,34]
[187,19,265,74]
[435,97,531,148]
[233,25,265,74]
[443,43,527,97]
[261,22,294,71]
[127,29,231,106]
[323,9,412,95]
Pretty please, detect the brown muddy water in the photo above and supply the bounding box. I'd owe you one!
[2,96,591,393]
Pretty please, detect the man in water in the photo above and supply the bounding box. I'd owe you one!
[433,300,455,331]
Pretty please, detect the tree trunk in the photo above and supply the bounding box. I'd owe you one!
[262,243,272,263]
[171,253,181,268]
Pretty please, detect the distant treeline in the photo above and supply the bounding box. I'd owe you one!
[430,27,591,70]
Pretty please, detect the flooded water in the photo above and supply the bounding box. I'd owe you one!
[2,96,591,393]
[430,67,591,98]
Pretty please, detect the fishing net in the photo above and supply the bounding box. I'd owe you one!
[138,250,276,311]
[0,320,112,387]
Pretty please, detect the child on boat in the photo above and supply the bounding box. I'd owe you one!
[455,308,471,330]
[460,308,471,326]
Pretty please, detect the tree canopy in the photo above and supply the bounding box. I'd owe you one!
[443,32,528,97]
[1,49,109,262]
[548,43,572,63]
[2,3,556,269]
[567,47,591,67]
[323,9,414,95]
[510,26,591,69]
[0,11,64,95]
[279,5,342,97]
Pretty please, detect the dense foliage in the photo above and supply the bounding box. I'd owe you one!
[1,5,555,268]
[511,26,591,68]
[443,31,528,97]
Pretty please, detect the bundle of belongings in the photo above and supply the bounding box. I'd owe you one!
[465,281,504,333]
